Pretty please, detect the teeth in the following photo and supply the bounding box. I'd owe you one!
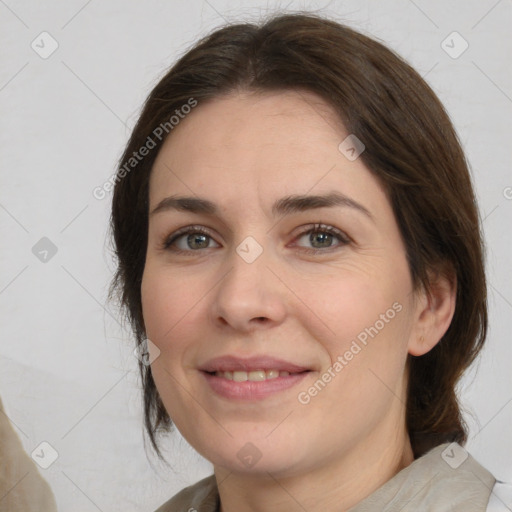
[214,369,291,381]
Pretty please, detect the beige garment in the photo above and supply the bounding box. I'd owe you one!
[154,442,496,512]
[0,396,57,512]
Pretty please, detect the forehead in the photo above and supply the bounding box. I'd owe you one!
[159,90,341,159]
[148,90,386,216]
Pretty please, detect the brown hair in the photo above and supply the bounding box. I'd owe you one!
[108,12,487,461]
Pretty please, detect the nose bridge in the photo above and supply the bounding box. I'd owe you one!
[235,233,266,266]
[224,232,271,300]
[211,230,286,328]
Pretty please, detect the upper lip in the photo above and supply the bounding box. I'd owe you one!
[199,355,311,373]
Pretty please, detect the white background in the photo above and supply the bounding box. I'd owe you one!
[1,1,511,510]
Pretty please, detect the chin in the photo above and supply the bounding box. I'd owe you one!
[200,434,310,477]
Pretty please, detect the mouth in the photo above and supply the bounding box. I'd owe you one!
[204,369,307,381]
[199,354,311,374]
[198,355,312,400]
[200,369,312,403]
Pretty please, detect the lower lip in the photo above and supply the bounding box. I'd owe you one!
[201,371,310,400]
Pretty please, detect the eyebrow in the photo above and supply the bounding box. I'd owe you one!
[149,191,373,221]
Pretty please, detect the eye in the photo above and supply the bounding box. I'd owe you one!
[292,223,350,253]
[161,225,219,253]
[160,222,350,255]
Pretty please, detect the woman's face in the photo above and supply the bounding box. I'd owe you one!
[141,90,425,476]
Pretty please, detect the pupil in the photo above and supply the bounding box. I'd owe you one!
[311,231,332,248]
[188,233,208,249]
[185,231,333,250]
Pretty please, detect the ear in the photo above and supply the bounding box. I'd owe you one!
[408,266,457,357]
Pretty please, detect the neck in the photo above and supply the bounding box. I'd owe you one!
[214,427,414,512]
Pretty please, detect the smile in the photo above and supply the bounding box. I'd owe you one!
[201,370,310,400]
[212,369,294,381]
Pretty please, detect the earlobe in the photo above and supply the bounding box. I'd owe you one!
[408,269,457,357]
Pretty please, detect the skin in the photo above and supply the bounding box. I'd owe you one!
[141,90,456,512]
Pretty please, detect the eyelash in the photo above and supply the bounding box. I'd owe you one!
[161,223,350,255]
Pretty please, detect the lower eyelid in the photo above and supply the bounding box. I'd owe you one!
[164,230,217,251]
[293,230,349,250]
[162,225,349,252]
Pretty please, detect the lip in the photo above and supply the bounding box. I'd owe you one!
[199,355,311,373]
[201,371,310,400]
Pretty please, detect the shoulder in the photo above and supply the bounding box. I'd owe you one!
[153,474,219,512]
[349,442,499,511]
[0,395,58,512]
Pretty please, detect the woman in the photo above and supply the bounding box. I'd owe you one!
[109,12,507,511]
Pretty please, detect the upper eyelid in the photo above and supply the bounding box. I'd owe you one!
[164,223,349,250]
[167,223,344,239]
[293,225,351,248]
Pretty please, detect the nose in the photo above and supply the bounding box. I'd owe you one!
[210,239,287,332]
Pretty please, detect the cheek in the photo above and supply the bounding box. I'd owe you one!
[298,271,404,343]
[293,271,411,406]
[296,275,410,427]
[140,266,201,352]
[140,268,205,416]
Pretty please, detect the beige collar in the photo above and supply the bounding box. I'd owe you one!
[348,442,496,511]
[155,442,496,512]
